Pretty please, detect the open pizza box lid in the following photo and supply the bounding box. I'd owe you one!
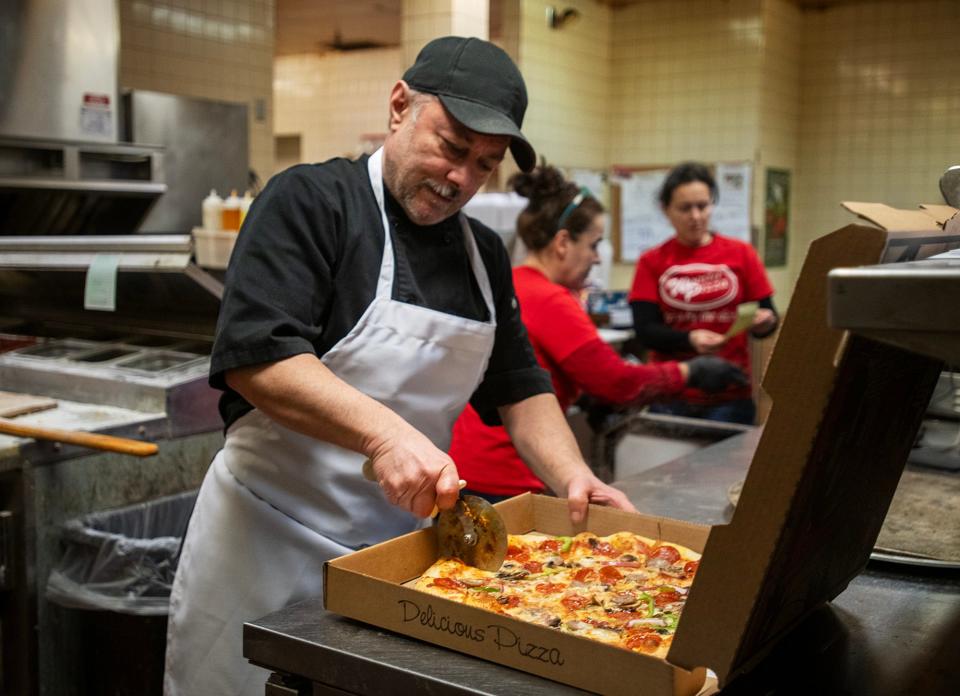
[666,220,945,685]
[324,221,947,695]
[841,201,959,261]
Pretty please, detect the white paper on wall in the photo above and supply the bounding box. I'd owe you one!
[711,162,752,243]
[568,168,607,202]
[615,169,673,262]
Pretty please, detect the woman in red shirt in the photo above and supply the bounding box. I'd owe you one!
[449,166,745,501]
[629,162,779,425]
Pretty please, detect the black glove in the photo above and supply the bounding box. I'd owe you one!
[685,356,749,393]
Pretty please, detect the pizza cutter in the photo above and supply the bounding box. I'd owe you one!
[436,493,508,571]
[361,459,508,571]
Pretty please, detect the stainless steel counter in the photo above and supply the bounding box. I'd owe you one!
[243,430,960,695]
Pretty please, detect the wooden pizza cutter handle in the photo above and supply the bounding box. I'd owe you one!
[0,418,158,457]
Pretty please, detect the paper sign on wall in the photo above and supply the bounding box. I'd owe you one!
[615,169,674,262]
[712,162,752,243]
[84,253,121,311]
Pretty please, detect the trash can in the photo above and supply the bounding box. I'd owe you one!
[46,490,198,696]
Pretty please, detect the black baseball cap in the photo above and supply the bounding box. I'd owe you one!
[402,36,536,172]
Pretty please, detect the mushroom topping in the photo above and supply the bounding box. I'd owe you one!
[459,578,488,587]
[646,557,673,571]
[627,617,667,628]
[610,591,640,608]
[496,568,529,580]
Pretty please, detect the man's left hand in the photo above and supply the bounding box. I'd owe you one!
[564,474,636,524]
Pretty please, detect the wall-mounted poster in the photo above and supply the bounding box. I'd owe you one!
[764,168,790,267]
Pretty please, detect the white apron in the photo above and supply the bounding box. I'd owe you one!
[164,149,497,696]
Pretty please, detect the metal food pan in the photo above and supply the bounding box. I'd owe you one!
[113,350,205,374]
[68,346,142,363]
[118,334,182,348]
[10,339,99,360]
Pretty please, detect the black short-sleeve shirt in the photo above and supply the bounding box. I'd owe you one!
[211,155,552,430]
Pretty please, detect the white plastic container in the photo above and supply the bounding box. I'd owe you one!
[239,190,254,227]
[221,189,241,232]
[202,189,223,231]
[193,227,237,269]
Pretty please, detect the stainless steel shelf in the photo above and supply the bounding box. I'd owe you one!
[828,258,960,363]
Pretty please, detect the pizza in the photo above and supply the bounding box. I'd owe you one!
[414,531,700,658]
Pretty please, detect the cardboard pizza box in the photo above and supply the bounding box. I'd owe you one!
[841,201,959,262]
[325,215,950,695]
[326,496,710,696]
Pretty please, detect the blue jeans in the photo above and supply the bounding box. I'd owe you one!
[648,398,756,425]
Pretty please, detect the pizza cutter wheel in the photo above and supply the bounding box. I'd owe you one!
[360,459,508,571]
[436,495,508,572]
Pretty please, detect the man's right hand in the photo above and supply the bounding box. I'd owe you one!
[685,356,748,393]
[367,431,462,518]
[688,329,726,354]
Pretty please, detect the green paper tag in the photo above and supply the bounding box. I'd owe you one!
[724,301,758,339]
[84,253,121,311]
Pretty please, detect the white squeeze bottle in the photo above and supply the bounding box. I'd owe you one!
[221,189,242,232]
[239,190,254,227]
[202,189,223,231]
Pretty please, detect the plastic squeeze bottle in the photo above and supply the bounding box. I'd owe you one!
[221,189,242,232]
[202,189,223,231]
[239,190,254,227]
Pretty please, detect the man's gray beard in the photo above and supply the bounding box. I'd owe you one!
[398,180,461,225]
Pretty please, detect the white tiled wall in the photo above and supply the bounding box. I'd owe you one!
[402,0,490,67]
[518,0,612,170]
[610,0,764,166]
[118,0,275,179]
[607,0,767,289]
[757,0,801,303]
[794,0,960,289]
[273,49,402,171]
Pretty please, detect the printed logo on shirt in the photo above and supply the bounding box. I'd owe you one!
[658,263,739,311]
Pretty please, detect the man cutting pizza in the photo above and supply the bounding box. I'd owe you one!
[164,36,634,696]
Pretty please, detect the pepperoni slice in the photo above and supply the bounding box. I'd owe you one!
[535,582,565,594]
[523,561,543,574]
[599,565,623,583]
[538,539,561,553]
[625,631,663,652]
[594,541,619,557]
[561,594,590,611]
[683,560,700,576]
[607,610,639,622]
[573,568,596,583]
[506,544,530,562]
[429,577,462,591]
[655,590,682,607]
[651,545,681,564]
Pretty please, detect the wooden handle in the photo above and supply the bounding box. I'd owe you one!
[0,418,159,457]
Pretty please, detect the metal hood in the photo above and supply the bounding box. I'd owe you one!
[0,0,120,144]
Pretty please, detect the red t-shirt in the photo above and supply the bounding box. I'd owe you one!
[628,234,773,404]
[450,266,684,496]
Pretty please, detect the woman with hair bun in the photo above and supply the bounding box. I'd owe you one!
[449,165,746,501]
[628,161,779,425]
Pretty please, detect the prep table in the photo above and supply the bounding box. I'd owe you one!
[242,427,960,695]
